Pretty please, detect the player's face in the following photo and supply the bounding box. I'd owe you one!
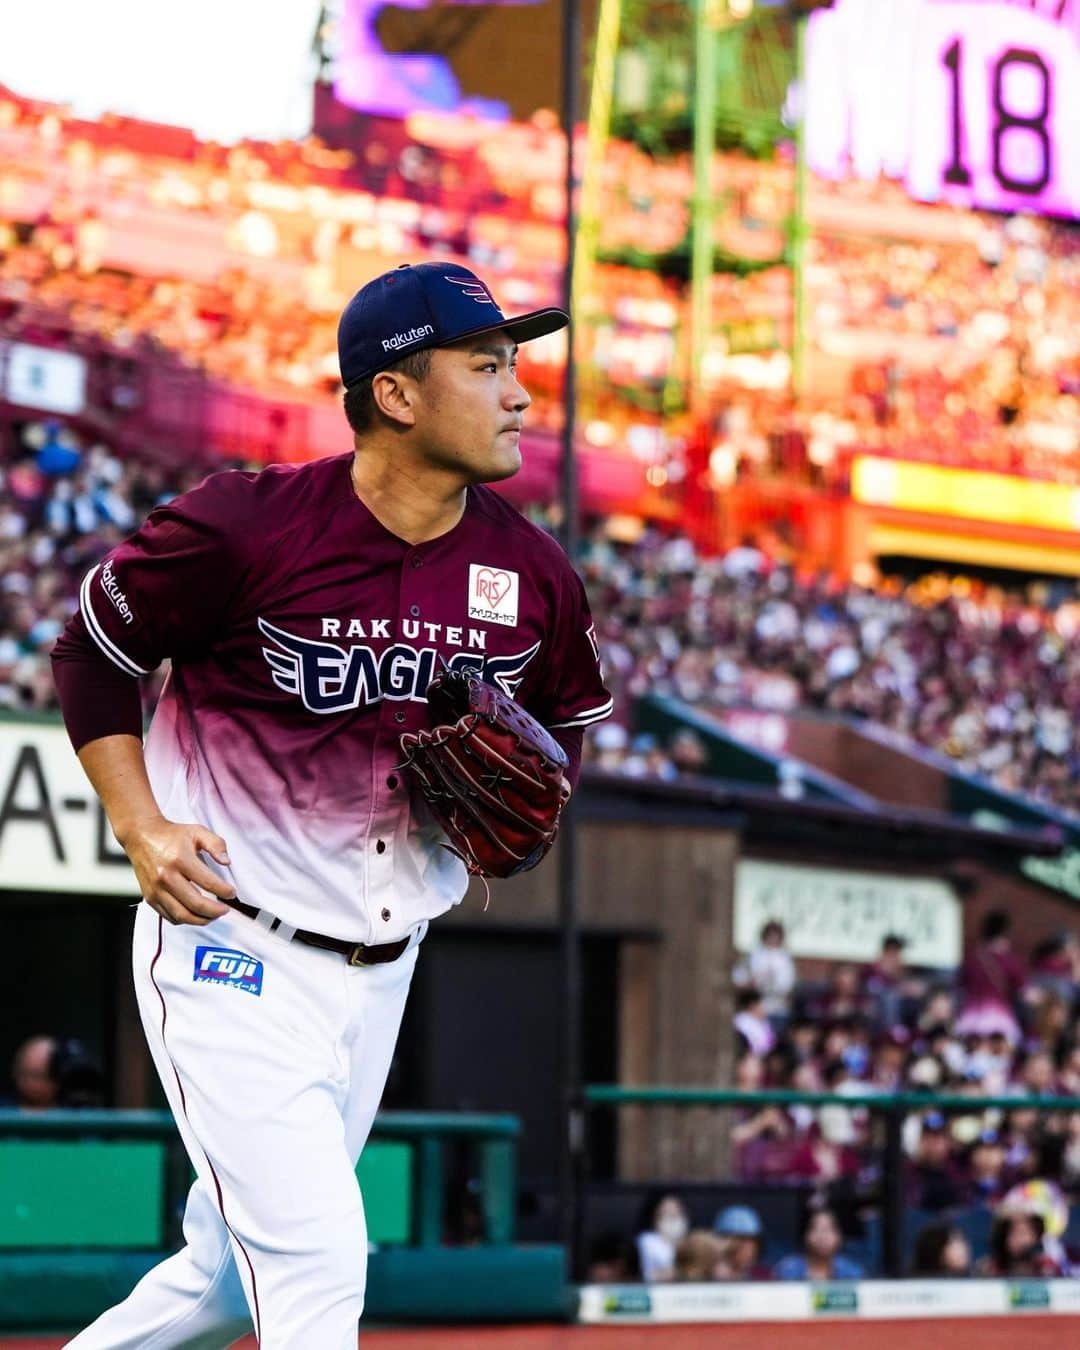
[411,332,531,484]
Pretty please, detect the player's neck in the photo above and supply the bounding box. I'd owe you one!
[348,449,467,545]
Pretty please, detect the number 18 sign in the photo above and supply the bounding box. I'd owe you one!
[805,0,1080,221]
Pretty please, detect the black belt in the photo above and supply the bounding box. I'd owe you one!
[225,897,411,967]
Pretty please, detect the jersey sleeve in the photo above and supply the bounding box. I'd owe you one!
[531,561,613,731]
[77,471,250,675]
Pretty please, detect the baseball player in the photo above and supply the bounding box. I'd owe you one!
[51,261,612,1349]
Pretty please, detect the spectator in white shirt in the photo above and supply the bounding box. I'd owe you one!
[735,920,796,1029]
[635,1191,691,1283]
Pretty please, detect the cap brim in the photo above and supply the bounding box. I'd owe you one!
[344,307,570,389]
[436,306,569,350]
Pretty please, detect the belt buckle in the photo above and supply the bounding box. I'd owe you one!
[348,944,370,967]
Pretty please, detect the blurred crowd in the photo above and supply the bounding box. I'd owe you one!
[585,908,1080,1285]
[581,527,1080,816]
[5,434,1080,821]
[0,83,1077,494]
[601,1184,1075,1285]
[0,422,202,712]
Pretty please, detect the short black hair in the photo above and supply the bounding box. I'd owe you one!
[980,909,1011,942]
[343,348,434,435]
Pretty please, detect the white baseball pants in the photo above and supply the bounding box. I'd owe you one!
[67,901,423,1350]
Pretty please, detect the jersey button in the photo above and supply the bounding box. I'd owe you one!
[375,840,386,854]
[394,710,407,724]
[411,556,424,568]
[386,774,399,790]
[381,908,391,922]
[409,604,420,617]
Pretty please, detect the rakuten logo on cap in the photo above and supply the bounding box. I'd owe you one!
[382,323,435,352]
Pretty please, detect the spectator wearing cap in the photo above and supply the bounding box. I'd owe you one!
[1000,1107,1041,1185]
[871,1025,912,1091]
[960,1129,1010,1206]
[787,1018,820,1066]
[863,933,920,1029]
[713,1206,771,1280]
[905,1112,965,1212]
[773,1206,864,1282]
[34,421,82,477]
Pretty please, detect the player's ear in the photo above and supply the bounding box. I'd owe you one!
[370,371,417,428]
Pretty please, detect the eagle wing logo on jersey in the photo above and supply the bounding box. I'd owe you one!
[258,617,540,714]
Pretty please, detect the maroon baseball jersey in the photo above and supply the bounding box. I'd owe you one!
[73,453,611,942]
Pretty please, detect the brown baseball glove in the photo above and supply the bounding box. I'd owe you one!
[399,666,570,879]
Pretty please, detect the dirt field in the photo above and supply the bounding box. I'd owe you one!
[13,1318,1080,1348]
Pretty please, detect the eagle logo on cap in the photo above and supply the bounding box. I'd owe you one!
[446,275,496,305]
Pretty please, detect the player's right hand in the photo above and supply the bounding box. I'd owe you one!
[119,815,237,926]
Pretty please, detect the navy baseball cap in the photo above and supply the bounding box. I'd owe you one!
[337,261,568,389]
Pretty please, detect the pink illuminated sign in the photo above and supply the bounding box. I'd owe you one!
[333,0,543,122]
[806,0,1080,220]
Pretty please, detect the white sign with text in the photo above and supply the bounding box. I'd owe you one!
[0,721,138,895]
[735,858,961,967]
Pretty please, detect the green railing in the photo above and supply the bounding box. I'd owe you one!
[0,1108,520,1251]
[585,1086,1080,1277]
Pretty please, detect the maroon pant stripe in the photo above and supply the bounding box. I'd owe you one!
[149,915,264,1345]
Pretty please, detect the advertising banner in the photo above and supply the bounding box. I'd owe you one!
[735,859,962,966]
[0,719,137,896]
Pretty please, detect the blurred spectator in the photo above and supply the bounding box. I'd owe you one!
[712,1206,771,1280]
[960,1129,1010,1207]
[4,1033,104,1110]
[35,421,82,477]
[734,988,776,1058]
[586,1232,641,1283]
[635,1191,690,1283]
[788,1121,862,1187]
[673,1230,730,1282]
[807,965,871,1024]
[955,910,1026,1045]
[732,1050,791,1180]
[870,1025,912,1091]
[6,1035,60,1110]
[910,1221,973,1277]
[773,1206,865,1281]
[1028,932,1080,1004]
[734,920,796,1027]
[905,1112,965,1212]
[976,1206,1064,1278]
[863,934,924,1029]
